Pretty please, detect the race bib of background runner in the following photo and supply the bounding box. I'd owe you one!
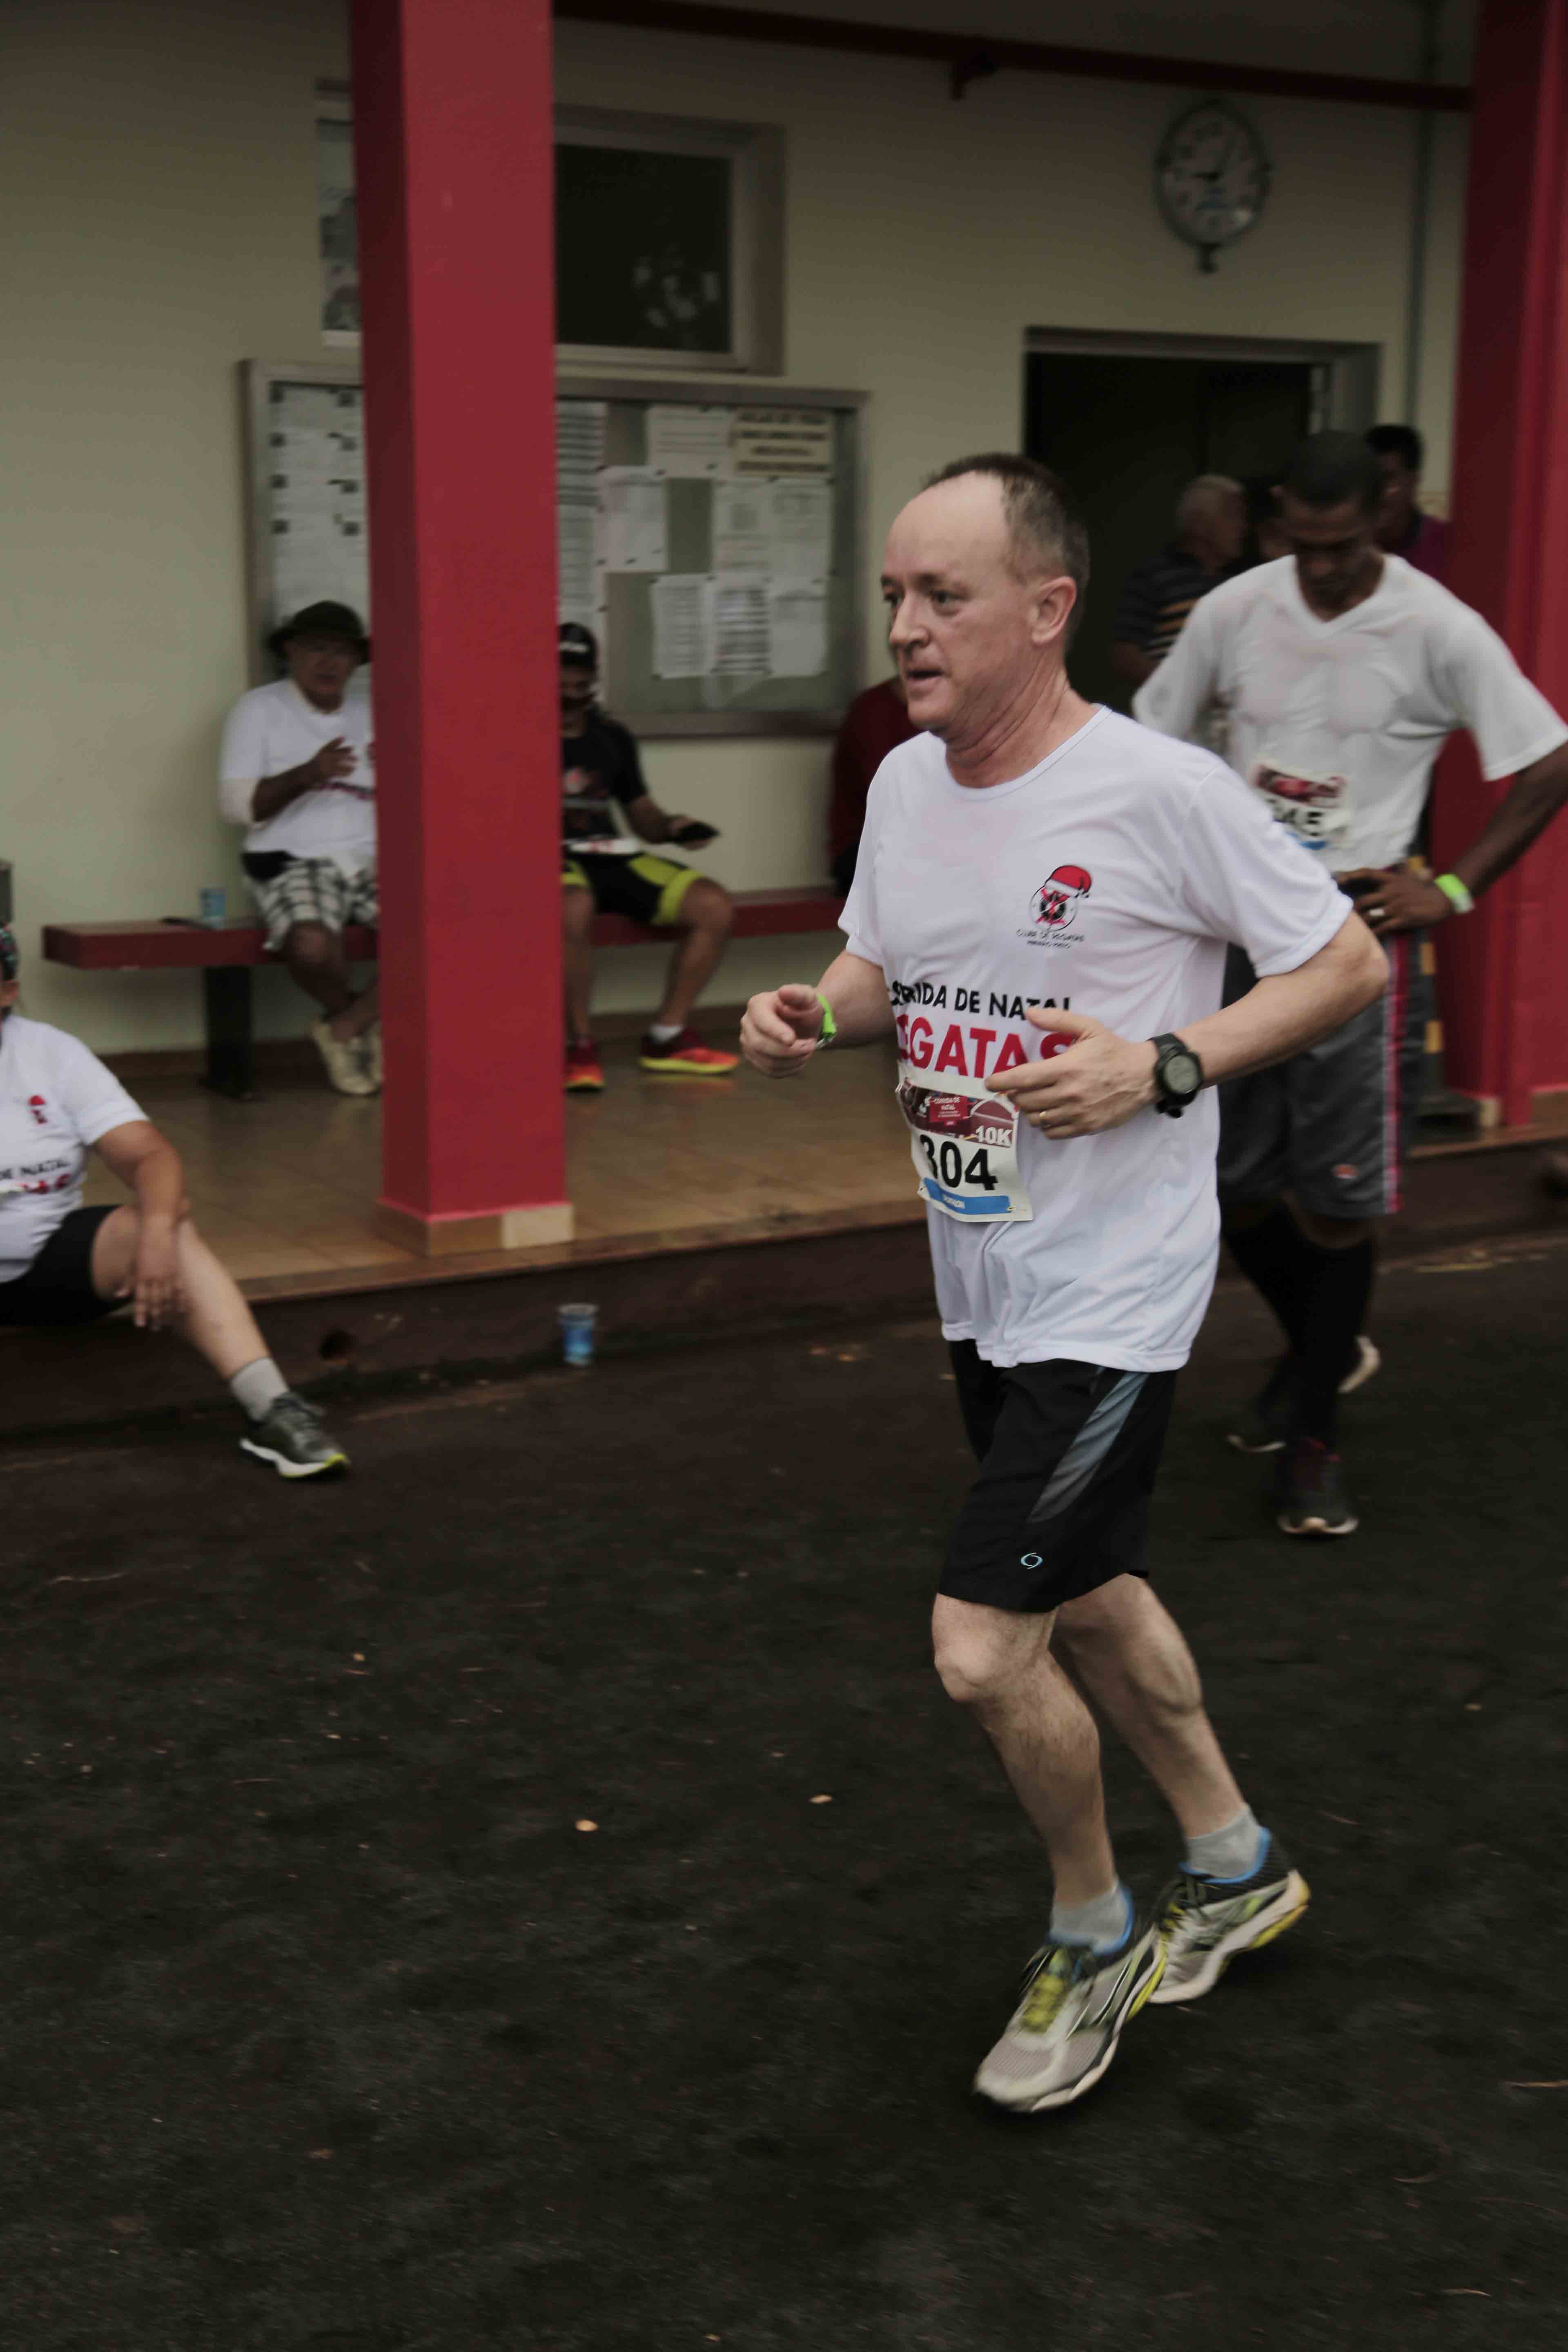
[896,1062,1033,1223]
[1250,763,1352,862]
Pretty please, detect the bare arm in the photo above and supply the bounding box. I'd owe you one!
[740,949,893,1076]
[1110,640,1160,690]
[1340,741,1568,936]
[248,740,356,824]
[93,1120,189,1327]
[987,912,1386,1138]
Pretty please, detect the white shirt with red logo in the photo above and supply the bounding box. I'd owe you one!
[840,709,1351,1371]
[1134,555,1568,872]
[0,1017,144,1283]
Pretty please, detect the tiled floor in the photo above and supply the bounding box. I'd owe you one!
[87,1031,922,1298]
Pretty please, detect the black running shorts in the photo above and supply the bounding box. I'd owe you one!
[0,1206,120,1327]
[561,851,699,928]
[942,1344,1177,1615]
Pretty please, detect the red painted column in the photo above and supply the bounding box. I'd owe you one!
[351,0,570,1251]
[1434,0,1568,1126]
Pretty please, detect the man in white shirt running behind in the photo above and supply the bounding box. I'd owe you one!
[741,454,1384,2113]
[219,602,380,1097]
[1136,432,1568,1539]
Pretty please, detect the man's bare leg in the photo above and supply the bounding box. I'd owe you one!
[931,1594,1116,1904]
[655,880,733,1031]
[563,885,596,1039]
[281,922,376,1044]
[1052,1574,1244,1840]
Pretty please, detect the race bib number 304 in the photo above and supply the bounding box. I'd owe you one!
[896,1062,1032,1224]
[1250,762,1352,861]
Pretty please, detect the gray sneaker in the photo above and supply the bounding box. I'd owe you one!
[973,1920,1165,2113]
[1149,1840,1310,2006]
[239,1392,350,1480]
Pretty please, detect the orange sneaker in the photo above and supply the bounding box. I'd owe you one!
[565,1040,605,1092]
[638,1027,739,1076]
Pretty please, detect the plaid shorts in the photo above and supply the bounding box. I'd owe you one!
[245,858,379,951]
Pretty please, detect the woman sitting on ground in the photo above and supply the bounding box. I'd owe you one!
[0,924,347,1477]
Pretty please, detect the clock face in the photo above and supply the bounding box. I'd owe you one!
[1155,102,1270,257]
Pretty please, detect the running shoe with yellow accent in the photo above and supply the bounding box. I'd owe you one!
[972,1919,1165,2112]
[1149,1836,1310,2006]
[565,1040,606,1092]
[638,1027,739,1076]
[239,1393,350,1481]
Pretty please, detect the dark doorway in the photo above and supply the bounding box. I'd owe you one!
[1024,351,1320,712]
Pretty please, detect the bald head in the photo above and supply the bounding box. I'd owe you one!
[1175,474,1247,572]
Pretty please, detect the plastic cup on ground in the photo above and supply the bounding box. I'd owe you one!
[558,1303,598,1367]
[199,887,227,928]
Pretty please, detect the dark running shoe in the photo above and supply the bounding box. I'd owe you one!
[1275,1436,1357,1536]
[972,1919,1165,2112]
[1150,1836,1311,2005]
[239,1392,349,1480]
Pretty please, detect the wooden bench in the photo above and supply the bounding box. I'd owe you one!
[41,886,844,1099]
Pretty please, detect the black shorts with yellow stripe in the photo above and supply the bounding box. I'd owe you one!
[561,851,701,928]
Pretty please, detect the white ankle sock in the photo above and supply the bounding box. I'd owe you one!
[1184,1805,1264,1882]
[647,1021,682,1045]
[1051,1881,1133,1954]
[230,1357,288,1422]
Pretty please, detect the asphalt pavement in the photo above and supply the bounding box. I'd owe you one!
[3,1236,1566,2349]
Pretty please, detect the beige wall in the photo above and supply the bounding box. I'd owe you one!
[0,0,1470,1046]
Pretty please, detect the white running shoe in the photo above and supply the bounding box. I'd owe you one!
[1338,1334,1381,1394]
[311,1017,377,1097]
[973,1921,1165,2112]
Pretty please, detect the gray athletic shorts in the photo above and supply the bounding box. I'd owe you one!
[1217,931,1432,1221]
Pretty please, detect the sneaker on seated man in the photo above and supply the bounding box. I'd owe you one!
[558,624,739,1088]
[0,924,347,1477]
[219,602,380,1097]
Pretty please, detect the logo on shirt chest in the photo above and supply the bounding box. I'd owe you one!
[1021,864,1093,946]
[27,1095,48,1126]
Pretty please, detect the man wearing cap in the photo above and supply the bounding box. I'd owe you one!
[219,602,379,1096]
[559,624,738,1089]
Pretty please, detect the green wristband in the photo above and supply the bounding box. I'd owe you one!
[1434,873,1475,915]
[814,991,838,1045]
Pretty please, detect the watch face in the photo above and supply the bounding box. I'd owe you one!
[1164,1050,1202,1098]
[1155,102,1270,256]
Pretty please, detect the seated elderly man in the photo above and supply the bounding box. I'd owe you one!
[559,624,739,1091]
[219,602,379,1096]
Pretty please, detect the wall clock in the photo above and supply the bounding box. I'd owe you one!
[1154,101,1271,273]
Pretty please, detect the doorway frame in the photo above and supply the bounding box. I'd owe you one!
[1022,327,1382,436]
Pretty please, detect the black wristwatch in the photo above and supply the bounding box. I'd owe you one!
[1149,1033,1204,1118]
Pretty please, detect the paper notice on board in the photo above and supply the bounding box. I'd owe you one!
[712,480,833,579]
[647,405,732,478]
[768,581,829,678]
[557,399,606,627]
[600,467,668,572]
[731,408,834,478]
[652,575,713,678]
[710,575,771,679]
[710,481,773,572]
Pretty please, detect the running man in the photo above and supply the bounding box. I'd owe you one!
[741,455,1384,2112]
[1135,432,1568,1537]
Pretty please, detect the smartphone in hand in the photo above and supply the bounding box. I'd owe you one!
[670,820,719,848]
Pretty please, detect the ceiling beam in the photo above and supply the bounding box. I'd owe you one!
[554,1,1472,112]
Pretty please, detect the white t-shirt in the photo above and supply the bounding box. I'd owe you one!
[0,1016,144,1283]
[218,679,377,875]
[1134,556,1568,872]
[840,710,1350,1372]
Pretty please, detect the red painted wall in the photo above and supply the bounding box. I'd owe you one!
[351,0,567,1228]
[1436,0,1568,1123]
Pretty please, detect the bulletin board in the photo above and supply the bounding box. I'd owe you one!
[557,375,866,737]
[242,360,369,678]
[243,362,866,733]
